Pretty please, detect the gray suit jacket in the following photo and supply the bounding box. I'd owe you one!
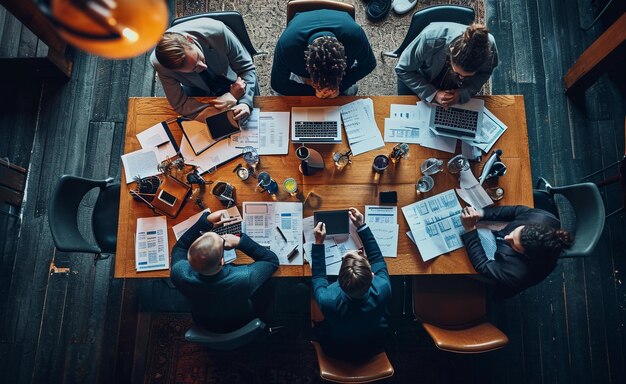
[395,22,498,104]
[150,18,257,118]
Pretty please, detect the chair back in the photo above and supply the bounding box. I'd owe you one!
[49,175,115,254]
[311,341,394,383]
[286,0,356,24]
[185,318,266,350]
[384,5,475,58]
[92,183,120,253]
[412,275,486,328]
[171,11,263,57]
[550,182,606,258]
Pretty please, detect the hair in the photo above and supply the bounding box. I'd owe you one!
[155,32,193,70]
[187,233,223,275]
[338,252,373,299]
[305,36,347,90]
[449,23,493,73]
[520,224,573,260]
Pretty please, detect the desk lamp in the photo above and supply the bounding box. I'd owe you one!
[38,0,168,59]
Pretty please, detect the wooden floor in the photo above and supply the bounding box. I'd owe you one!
[1,0,625,383]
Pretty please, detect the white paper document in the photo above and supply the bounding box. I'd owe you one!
[258,111,290,155]
[242,202,303,265]
[365,205,398,224]
[401,190,465,261]
[135,216,169,272]
[463,108,507,153]
[229,108,260,147]
[137,122,178,162]
[121,148,160,183]
[368,223,399,258]
[172,209,211,240]
[455,169,493,209]
[340,98,385,155]
[303,240,344,275]
[384,118,422,143]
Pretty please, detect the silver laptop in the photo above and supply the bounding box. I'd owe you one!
[291,106,342,143]
[429,98,485,139]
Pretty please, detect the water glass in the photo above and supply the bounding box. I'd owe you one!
[242,146,259,171]
[447,154,470,174]
[416,175,435,193]
[333,150,352,171]
[420,158,443,176]
[390,143,410,164]
[235,165,250,181]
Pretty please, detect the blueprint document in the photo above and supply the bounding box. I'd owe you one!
[242,202,303,265]
[401,190,464,261]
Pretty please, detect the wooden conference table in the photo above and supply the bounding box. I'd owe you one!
[115,95,531,279]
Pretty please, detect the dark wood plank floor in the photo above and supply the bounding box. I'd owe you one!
[1,0,625,383]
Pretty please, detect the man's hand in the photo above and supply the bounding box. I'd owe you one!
[461,206,482,231]
[348,207,364,227]
[315,87,340,99]
[434,89,460,107]
[213,92,237,110]
[206,210,238,226]
[230,77,246,99]
[314,222,326,244]
[232,103,251,122]
[222,234,240,250]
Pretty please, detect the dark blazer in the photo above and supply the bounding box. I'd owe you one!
[271,9,376,96]
[171,212,279,331]
[460,206,561,299]
[311,225,391,360]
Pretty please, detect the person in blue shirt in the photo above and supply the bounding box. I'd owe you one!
[311,207,392,361]
[171,210,279,332]
[271,9,376,98]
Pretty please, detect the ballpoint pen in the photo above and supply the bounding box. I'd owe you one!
[276,226,287,242]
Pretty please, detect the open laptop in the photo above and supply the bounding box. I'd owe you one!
[291,106,342,143]
[429,98,485,140]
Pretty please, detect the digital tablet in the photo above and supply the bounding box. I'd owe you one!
[314,210,350,236]
[205,109,240,142]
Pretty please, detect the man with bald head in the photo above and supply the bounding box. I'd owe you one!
[171,210,278,331]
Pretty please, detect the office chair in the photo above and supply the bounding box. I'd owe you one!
[533,178,606,258]
[184,318,267,351]
[286,0,356,24]
[48,175,120,259]
[171,11,268,57]
[382,5,475,59]
[310,299,395,383]
[412,275,509,353]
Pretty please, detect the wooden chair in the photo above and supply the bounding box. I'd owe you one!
[310,299,394,383]
[412,275,509,353]
[286,0,356,24]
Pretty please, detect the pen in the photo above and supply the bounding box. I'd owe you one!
[276,226,287,242]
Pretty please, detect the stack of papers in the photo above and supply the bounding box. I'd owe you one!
[365,205,399,258]
[456,169,493,209]
[340,98,385,155]
[137,121,179,162]
[121,148,160,183]
[401,190,465,261]
[135,216,169,272]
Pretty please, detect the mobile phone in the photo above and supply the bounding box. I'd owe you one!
[157,190,177,207]
[379,191,397,204]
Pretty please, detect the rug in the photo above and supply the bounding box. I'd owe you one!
[173,0,488,96]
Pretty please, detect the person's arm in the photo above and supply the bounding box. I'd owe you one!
[482,205,531,222]
[156,71,209,119]
[171,212,214,267]
[461,230,518,286]
[395,36,438,101]
[221,24,257,110]
[340,29,376,92]
[357,225,388,276]
[457,38,499,104]
[270,41,315,96]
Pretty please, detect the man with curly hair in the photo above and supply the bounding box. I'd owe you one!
[271,9,376,98]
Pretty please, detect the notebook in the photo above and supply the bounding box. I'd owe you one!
[291,106,342,143]
[429,98,485,139]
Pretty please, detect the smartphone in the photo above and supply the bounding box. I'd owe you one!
[157,190,177,207]
[379,191,398,204]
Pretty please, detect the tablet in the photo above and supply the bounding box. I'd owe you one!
[205,110,240,142]
[314,210,349,236]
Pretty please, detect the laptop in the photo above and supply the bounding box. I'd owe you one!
[429,98,485,140]
[291,106,342,143]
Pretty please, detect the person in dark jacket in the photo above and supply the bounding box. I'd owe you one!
[460,205,573,299]
[171,210,278,331]
[311,207,391,361]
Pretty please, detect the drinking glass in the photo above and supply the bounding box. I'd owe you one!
[420,158,443,175]
[242,146,259,171]
[372,155,390,182]
[332,150,352,171]
[390,143,410,164]
[447,154,470,174]
[416,175,435,193]
[256,171,271,192]
[283,177,298,196]
[236,165,250,181]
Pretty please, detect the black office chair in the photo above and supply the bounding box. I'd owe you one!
[382,5,475,59]
[48,175,120,260]
[533,177,606,258]
[170,11,268,58]
[185,318,267,351]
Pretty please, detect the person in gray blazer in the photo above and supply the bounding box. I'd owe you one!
[396,22,498,106]
[150,18,257,122]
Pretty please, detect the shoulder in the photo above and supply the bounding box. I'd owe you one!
[421,22,467,39]
[167,18,227,36]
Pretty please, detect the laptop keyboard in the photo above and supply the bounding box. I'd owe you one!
[210,221,242,236]
[294,121,338,138]
[433,106,479,136]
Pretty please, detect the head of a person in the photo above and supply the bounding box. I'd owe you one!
[155,32,207,73]
[305,36,347,98]
[505,224,573,259]
[187,232,225,275]
[448,23,493,79]
[338,252,373,299]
